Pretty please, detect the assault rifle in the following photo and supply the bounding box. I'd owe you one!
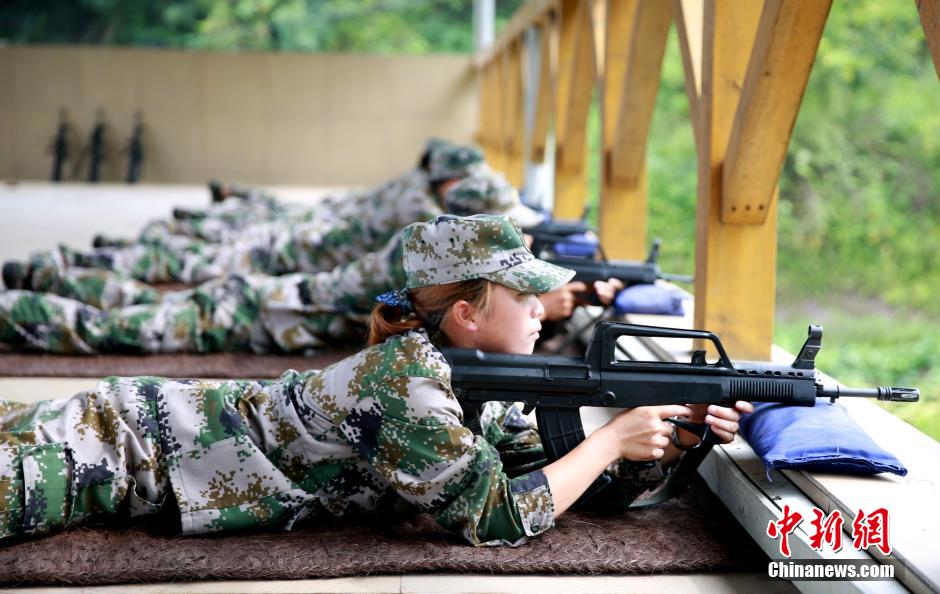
[444,322,919,507]
[49,109,70,182]
[125,110,144,183]
[547,240,693,288]
[522,219,691,288]
[522,219,594,257]
[88,109,107,182]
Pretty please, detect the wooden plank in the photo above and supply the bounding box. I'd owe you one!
[699,446,908,594]
[721,1,831,224]
[917,0,940,81]
[693,0,776,360]
[609,0,672,188]
[529,16,556,164]
[674,0,705,155]
[554,0,597,220]
[504,39,526,186]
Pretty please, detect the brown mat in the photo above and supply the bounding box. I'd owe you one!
[0,340,576,380]
[0,477,767,587]
[0,350,355,379]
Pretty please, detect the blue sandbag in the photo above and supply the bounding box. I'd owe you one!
[552,233,599,258]
[738,401,908,478]
[613,284,685,316]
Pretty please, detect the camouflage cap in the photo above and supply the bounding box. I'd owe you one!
[402,214,574,293]
[428,143,486,181]
[444,169,545,227]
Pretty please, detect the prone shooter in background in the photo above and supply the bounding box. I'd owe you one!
[519,216,693,352]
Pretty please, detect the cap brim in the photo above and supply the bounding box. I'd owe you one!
[481,257,575,294]
[502,202,546,228]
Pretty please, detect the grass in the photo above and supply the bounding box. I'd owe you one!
[775,296,940,442]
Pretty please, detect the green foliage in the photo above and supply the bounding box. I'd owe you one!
[777,2,940,313]
[0,0,525,53]
[775,302,940,442]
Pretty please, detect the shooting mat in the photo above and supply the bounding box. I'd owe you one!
[0,476,766,586]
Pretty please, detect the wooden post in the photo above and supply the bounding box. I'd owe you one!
[504,39,526,187]
[693,0,773,359]
[478,61,501,167]
[600,0,671,259]
[553,0,597,220]
[530,14,556,164]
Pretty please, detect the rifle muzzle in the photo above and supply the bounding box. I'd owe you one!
[816,385,920,403]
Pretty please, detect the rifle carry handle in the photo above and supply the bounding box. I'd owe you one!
[590,322,735,370]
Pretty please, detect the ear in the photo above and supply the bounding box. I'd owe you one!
[449,299,479,332]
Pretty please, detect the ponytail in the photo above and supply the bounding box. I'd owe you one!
[367,279,495,346]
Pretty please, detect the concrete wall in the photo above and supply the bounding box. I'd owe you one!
[0,46,478,186]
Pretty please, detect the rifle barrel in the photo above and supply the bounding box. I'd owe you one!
[816,385,920,402]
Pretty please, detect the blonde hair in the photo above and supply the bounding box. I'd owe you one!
[368,279,496,346]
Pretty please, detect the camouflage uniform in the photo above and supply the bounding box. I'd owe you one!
[130,167,429,247]
[0,174,546,354]
[0,214,668,545]
[0,346,549,545]
[28,156,481,285]
[98,140,475,247]
[0,233,405,355]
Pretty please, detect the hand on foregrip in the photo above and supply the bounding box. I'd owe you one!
[592,278,625,306]
[686,401,755,444]
[538,282,587,321]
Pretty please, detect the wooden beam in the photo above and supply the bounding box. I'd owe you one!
[674,0,705,155]
[474,0,558,69]
[917,0,940,81]
[693,0,774,360]
[477,60,495,154]
[598,0,642,259]
[721,0,831,224]
[554,0,597,220]
[601,0,638,153]
[529,16,556,163]
[503,39,526,187]
[609,0,672,188]
[489,55,508,174]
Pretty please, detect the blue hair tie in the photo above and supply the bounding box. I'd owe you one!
[375,289,414,314]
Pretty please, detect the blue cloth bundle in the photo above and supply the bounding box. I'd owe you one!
[552,232,599,258]
[738,401,908,478]
[613,284,686,316]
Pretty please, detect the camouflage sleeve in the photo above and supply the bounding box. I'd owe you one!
[478,402,545,478]
[338,376,554,547]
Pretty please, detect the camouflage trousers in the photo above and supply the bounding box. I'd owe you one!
[33,214,388,286]
[131,191,319,245]
[117,168,429,247]
[76,179,439,285]
[0,233,407,354]
[0,373,542,542]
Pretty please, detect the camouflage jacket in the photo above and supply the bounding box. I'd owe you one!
[0,329,553,546]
